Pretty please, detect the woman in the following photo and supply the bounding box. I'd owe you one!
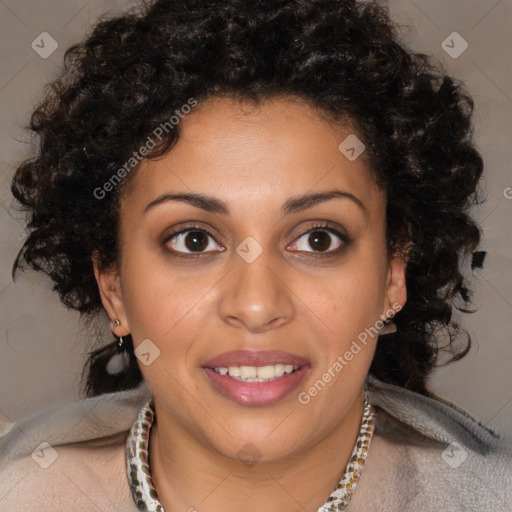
[1,0,511,510]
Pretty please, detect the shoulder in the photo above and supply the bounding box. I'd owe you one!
[0,434,135,511]
[367,377,511,457]
[0,383,151,511]
[355,378,512,511]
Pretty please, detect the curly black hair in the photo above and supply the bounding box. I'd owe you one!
[10,0,485,398]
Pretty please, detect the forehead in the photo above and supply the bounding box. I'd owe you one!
[122,95,384,221]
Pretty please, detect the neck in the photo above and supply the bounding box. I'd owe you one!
[148,391,365,512]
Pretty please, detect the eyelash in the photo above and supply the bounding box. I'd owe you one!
[162,222,351,259]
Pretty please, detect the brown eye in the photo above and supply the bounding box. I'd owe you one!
[164,227,223,256]
[307,231,332,252]
[183,231,209,251]
[289,225,348,254]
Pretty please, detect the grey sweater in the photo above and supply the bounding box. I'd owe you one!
[351,378,512,511]
[0,377,511,511]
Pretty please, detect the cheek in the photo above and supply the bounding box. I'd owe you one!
[302,262,386,385]
[119,258,217,395]
[119,249,208,346]
[306,260,385,335]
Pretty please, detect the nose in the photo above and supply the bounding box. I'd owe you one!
[218,246,295,333]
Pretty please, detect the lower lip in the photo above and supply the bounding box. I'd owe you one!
[202,366,309,406]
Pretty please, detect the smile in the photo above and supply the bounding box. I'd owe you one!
[203,364,309,406]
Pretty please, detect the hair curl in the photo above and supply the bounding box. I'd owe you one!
[11,0,485,397]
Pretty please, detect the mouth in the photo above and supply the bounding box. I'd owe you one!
[201,349,310,406]
[202,362,310,406]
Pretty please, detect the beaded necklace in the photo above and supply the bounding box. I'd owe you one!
[126,395,375,511]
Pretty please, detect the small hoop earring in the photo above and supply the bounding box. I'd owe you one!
[112,319,120,329]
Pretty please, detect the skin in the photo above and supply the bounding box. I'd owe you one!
[94,95,407,512]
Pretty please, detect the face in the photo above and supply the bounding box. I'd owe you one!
[95,95,406,463]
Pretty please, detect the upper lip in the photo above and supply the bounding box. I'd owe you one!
[202,349,310,369]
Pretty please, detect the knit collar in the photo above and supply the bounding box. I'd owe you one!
[126,394,375,511]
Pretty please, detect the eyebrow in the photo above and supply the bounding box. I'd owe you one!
[144,189,368,218]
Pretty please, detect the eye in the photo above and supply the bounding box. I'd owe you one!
[288,223,348,255]
[163,226,224,258]
[163,222,350,259]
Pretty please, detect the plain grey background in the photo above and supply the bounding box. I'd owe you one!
[0,0,511,436]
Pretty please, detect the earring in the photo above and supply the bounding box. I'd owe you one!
[106,336,131,375]
[379,318,397,335]
[106,319,131,375]
[112,319,125,352]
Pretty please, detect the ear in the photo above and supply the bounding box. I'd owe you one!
[381,249,408,319]
[92,252,130,336]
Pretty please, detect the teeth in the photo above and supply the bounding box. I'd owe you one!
[240,366,257,378]
[228,366,240,377]
[258,365,281,379]
[215,364,300,382]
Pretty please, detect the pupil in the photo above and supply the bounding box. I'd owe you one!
[185,231,208,251]
[309,231,329,252]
